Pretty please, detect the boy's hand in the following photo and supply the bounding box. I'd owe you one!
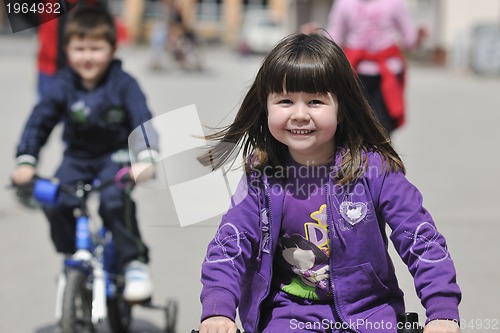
[424,319,461,333]
[11,165,36,185]
[199,316,238,333]
[130,162,155,183]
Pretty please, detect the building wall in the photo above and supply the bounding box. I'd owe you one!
[288,0,332,33]
[188,0,287,44]
[442,0,500,48]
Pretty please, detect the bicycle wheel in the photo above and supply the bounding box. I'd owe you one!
[107,294,132,333]
[60,269,94,333]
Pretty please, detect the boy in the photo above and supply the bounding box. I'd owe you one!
[11,5,159,303]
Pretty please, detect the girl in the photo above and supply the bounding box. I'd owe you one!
[197,33,460,333]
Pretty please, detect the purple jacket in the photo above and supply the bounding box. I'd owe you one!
[200,153,461,333]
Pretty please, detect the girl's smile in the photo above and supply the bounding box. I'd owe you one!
[288,129,315,135]
[267,91,338,165]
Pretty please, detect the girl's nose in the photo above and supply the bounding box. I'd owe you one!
[291,104,311,122]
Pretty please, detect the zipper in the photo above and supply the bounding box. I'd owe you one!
[255,181,273,332]
[256,184,270,261]
[326,183,362,333]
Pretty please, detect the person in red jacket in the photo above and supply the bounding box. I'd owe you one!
[327,0,427,134]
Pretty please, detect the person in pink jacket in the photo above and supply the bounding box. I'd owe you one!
[326,0,427,134]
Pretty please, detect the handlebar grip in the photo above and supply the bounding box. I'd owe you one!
[33,178,60,204]
[397,312,424,333]
[114,166,133,189]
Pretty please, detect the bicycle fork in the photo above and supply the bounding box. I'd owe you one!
[55,215,108,325]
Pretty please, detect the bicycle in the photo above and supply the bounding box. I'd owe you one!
[13,167,178,333]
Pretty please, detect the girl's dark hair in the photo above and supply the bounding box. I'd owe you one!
[63,5,117,47]
[199,33,405,185]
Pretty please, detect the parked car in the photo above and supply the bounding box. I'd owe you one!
[239,9,288,54]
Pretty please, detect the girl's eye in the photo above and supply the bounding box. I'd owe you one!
[310,100,323,105]
[279,99,293,104]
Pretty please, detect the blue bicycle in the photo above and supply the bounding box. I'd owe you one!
[16,168,178,333]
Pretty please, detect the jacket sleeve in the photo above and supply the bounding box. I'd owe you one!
[393,0,418,49]
[122,76,160,162]
[326,0,347,46]
[200,174,262,322]
[15,81,65,162]
[369,156,461,323]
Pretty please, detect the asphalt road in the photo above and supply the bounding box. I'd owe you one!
[0,34,499,333]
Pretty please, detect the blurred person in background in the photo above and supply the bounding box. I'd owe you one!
[326,0,427,135]
[36,0,128,97]
[149,0,201,71]
[12,5,158,303]
[36,0,104,96]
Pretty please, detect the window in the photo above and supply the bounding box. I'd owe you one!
[197,0,223,21]
[243,0,268,11]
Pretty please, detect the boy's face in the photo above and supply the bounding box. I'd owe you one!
[66,36,116,90]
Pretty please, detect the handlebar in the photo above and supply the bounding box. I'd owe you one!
[10,167,134,206]
[397,312,424,333]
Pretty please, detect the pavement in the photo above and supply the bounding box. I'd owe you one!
[0,34,499,333]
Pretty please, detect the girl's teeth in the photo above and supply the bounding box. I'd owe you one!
[291,130,311,134]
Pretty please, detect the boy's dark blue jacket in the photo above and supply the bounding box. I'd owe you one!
[16,59,158,163]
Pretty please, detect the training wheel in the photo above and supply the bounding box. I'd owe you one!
[164,298,178,333]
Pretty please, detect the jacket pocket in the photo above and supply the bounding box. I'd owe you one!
[239,269,268,333]
[331,263,392,320]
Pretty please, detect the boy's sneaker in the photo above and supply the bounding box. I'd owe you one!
[123,260,153,303]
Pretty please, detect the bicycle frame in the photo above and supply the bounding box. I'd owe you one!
[12,171,178,333]
[34,177,124,326]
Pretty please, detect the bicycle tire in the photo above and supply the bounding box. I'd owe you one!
[60,269,94,333]
[164,299,178,333]
[107,295,132,333]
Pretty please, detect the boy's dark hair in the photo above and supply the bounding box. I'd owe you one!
[63,5,117,47]
[199,33,405,185]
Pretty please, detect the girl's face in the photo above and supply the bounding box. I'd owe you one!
[267,91,338,165]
